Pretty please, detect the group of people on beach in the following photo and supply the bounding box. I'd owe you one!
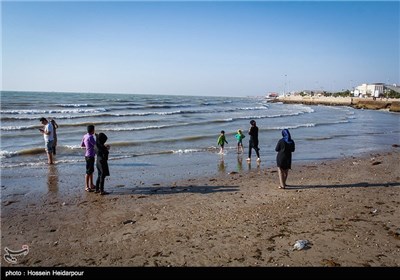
[80,125,111,195]
[39,119,111,195]
[217,120,296,189]
[217,119,260,161]
[40,117,294,192]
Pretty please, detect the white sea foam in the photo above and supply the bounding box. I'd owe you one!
[58,104,90,107]
[0,150,18,159]
[0,108,107,114]
[1,125,39,131]
[173,149,202,154]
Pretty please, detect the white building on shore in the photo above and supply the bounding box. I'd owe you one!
[353,83,384,98]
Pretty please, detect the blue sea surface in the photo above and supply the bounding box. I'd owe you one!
[1,91,399,188]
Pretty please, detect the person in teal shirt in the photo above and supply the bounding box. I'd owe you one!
[235,129,245,153]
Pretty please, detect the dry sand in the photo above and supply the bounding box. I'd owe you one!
[1,148,399,268]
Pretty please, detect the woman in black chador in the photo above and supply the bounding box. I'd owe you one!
[95,133,110,195]
[275,129,295,189]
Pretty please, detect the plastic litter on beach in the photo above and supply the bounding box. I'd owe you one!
[293,240,310,251]
[122,219,136,225]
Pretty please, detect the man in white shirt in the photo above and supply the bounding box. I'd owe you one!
[39,117,54,164]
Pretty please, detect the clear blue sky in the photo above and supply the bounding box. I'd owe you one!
[2,1,399,96]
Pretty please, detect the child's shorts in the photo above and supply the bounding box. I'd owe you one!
[85,156,95,174]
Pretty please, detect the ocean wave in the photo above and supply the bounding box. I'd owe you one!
[265,120,349,132]
[0,145,83,159]
[304,136,334,141]
[267,123,316,131]
[103,123,190,131]
[0,147,44,158]
[63,145,82,150]
[172,149,202,154]
[0,147,212,168]
[0,112,314,131]
[0,105,307,122]
[58,104,92,107]
[1,125,40,131]
[0,118,164,130]
[0,150,19,159]
[0,158,86,168]
[0,115,87,121]
[107,135,208,148]
[0,108,107,115]
[0,161,49,168]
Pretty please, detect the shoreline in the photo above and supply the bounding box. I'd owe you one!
[1,147,399,267]
[272,96,400,112]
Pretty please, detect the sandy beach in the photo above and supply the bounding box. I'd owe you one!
[1,145,399,268]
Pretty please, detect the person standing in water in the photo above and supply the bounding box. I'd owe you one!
[95,132,110,195]
[247,120,260,163]
[217,130,228,154]
[235,129,245,154]
[50,119,59,155]
[39,117,54,164]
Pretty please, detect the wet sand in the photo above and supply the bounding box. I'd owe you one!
[1,147,399,267]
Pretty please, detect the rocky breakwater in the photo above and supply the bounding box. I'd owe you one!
[273,96,352,106]
[273,96,400,112]
[351,99,400,112]
[390,101,400,112]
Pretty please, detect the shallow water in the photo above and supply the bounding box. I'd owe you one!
[1,91,399,190]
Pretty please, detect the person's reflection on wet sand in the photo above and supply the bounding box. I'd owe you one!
[218,157,226,173]
[47,164,59,192]
[247,160,260,171]
[237,155,243,172]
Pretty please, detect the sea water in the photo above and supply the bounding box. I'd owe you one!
[1,91,399,187]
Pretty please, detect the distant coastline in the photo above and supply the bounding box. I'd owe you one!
[271,95,400,112]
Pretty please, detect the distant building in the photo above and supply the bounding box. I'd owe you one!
[354,83,385,97]
[301,90,324,97]
[386,84,400,93]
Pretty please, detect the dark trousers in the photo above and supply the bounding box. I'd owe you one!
[95,168,106,192]
[248,141,260,158]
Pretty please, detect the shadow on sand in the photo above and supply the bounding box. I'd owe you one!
[283,181,400,190]
[106,184,240,196]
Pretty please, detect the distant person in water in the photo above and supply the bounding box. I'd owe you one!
[275,129,295,189]
[39,117,54,164]
[217,130,228,154]
[235,129,245,153]
[247,120,260,163]
[81,125,96,192]
[50,119,59,155]
[95,132,110,195]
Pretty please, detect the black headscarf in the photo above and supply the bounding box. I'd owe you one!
[97,133,108,145]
